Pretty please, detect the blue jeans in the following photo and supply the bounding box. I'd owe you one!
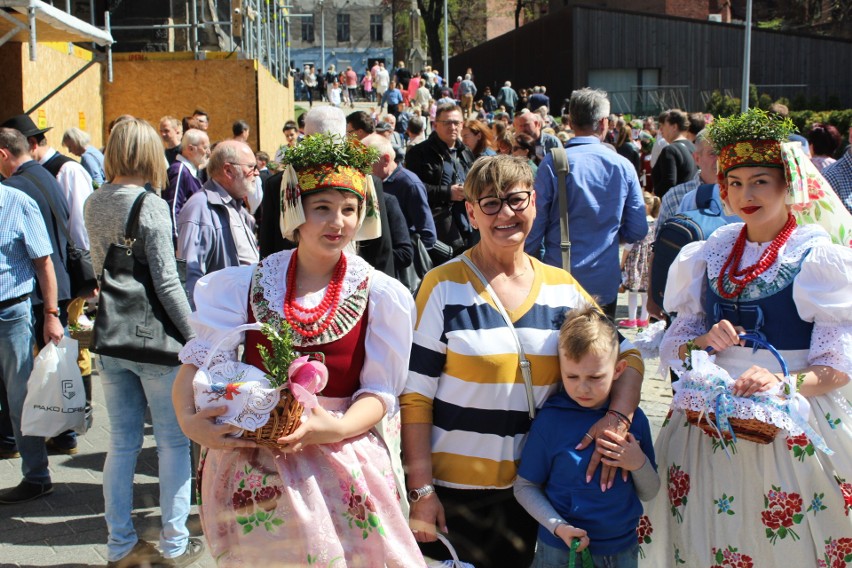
[532,537,639,568]
[0,299,50,484]
[97,355,191,561]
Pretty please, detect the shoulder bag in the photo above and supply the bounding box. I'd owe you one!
[459,255,536,420]
[91,191,189,366]
[549,146,572,274]
[20,171,98,298]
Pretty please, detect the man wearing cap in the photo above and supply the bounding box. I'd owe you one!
[1,114,93,255]
[375,121,405,163]
[0,182,64,504]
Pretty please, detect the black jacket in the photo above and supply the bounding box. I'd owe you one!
[404,132,475,253]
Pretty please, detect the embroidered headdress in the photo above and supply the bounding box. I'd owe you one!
[708,108,852,247]
[278,133,381,241]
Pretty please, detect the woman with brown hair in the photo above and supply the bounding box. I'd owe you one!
[461,119,496,160]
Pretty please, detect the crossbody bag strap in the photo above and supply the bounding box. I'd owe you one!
[459,255,536,420]
[549,146,571,273]
[19,170,77,249]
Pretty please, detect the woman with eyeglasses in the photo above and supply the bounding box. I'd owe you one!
[401,155,645,567]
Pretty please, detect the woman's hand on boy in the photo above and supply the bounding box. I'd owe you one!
[555,523,589,552]
[577,412,630,490]
[598,430,646,472]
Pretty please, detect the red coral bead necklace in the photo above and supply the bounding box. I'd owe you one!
[283,249,347,338]
[717,213,797,299]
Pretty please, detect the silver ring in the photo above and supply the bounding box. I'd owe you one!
[583,433,594,441]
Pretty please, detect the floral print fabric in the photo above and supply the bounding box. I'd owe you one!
[197,399,423,567]
[640,371,852,566]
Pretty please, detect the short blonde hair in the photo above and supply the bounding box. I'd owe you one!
[463,154,534,201]
[104,118,167,189]
[62,127,90,149]
[558,306,619,362]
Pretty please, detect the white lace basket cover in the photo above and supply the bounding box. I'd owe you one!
[192,323,281,431]
[670,339,832,454]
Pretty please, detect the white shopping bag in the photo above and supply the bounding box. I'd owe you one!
[21,336,87,437]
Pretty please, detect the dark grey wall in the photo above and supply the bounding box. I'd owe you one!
[451,5,852,115]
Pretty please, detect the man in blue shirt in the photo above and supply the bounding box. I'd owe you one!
[525,88,648,320]
[0,182,64,504]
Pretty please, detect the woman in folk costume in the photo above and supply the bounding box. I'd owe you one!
[172,133,424,567]
[640,109,852,567]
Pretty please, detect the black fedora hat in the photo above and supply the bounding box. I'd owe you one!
[1,114,52,137]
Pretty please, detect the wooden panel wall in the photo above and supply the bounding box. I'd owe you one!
[103,58,259,147]
[256,61,295,157]
[5,42,103,149]
[451,5,852,114]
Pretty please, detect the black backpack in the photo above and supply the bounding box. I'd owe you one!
[650,184,731,311]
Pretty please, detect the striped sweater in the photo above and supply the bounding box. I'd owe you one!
[400,252,643,490]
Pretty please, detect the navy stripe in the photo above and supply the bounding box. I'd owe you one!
[433,398,531,438]
[514,303,574,331]
[442,302,571,337]
[410,342,446,377]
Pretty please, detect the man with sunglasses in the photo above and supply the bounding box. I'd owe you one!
[405,103,476,261]
[176,141,259,309]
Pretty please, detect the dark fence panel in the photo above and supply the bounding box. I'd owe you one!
[451,5,852,115]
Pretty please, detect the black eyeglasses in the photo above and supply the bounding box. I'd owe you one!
[476,191,532,215]
[228,162,259,172]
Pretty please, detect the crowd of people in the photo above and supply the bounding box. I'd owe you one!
[0,74,851,568]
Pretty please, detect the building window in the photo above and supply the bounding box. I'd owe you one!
[337,13,350,42]
[301,15,314,42]
[370,14,383,42]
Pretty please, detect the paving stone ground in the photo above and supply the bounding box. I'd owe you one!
[0,290,672,567]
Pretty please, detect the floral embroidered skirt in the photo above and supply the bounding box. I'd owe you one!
[197,398,424,567]
[640,385,852,567]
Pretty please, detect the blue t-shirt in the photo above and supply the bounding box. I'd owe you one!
[517,389,656,556]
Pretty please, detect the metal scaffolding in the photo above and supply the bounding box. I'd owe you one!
[106,0,295,85]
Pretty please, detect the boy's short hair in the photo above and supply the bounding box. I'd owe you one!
[463,154,534,202]
[558,306,620,362]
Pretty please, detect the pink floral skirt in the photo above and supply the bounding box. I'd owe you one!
[197,398,424,567]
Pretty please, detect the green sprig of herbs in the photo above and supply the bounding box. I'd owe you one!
[280,132,379,174]
[257,322,298,388]
[706,108,797,154]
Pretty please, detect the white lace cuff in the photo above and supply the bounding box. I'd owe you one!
[809,322,852,379]
[179,337,238,368]
[353,387,399,417]
[660,313,709,376]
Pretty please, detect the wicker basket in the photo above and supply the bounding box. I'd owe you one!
[241,388,304,448]
[684,409,780,444]
[682,333,788,445]
[70,328,93,350]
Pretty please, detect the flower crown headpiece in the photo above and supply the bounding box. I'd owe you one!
[707,108,797,177]
[278,133,382,241]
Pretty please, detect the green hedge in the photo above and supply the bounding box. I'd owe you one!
[705,88,851,139]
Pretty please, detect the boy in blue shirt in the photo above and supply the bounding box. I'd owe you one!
[515,306,660,567]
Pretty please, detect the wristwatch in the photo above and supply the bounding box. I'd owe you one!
[44,306,60,317]
[407,484,435,502]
